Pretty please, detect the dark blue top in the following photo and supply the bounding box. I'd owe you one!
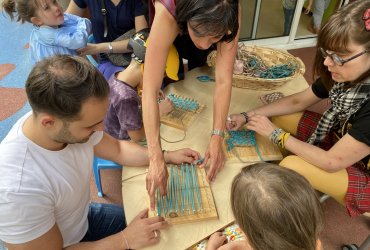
[73,0,145,43]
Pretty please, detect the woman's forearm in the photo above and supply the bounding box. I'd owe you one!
[248,87,322,118]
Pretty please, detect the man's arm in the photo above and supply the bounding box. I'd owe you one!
[94,132,200,166]
[94,132,149,167]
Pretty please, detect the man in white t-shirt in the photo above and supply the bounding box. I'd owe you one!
[0,55,200,250]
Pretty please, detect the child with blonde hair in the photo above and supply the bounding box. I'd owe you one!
[2,0,91,63]
[206,163,323,250]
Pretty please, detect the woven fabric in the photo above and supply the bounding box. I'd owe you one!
[226,130,256,151]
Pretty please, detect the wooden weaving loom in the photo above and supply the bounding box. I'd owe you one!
[160,93,205,131]
[224,129,282,163]
[149,164,218,224]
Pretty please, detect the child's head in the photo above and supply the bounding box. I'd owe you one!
[176,0,239,45]
[231,163,323,250]
[2,0,63,27]
[314,0,370,88]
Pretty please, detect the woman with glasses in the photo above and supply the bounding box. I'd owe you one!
[227,0,370,217]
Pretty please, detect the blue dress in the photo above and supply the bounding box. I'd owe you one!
[30,13,91,63]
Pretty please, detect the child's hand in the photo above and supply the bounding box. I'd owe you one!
[304,4,312,15]
[159,99,173,117]
[158,90,165,100]
[206,232,227,250]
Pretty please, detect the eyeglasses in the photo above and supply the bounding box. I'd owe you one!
[319,47,368,66]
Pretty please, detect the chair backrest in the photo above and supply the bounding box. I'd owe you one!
[0,240,6,250]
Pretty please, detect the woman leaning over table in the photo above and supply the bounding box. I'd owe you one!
[142,0,241,210]
[227,1,370,217]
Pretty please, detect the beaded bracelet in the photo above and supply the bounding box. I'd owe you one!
[276,131,291,148]
[269,128,284,145]
[240,112,249,123]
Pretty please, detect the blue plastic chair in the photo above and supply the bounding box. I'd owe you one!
[86,35,98,67]
[93,156,122,197]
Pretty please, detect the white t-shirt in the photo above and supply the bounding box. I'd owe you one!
[0,112,103,247]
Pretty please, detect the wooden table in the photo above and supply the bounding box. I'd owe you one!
[121,66,309,249]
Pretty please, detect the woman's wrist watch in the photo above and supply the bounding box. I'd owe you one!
[108,42,113,54]
[210,129,225,138]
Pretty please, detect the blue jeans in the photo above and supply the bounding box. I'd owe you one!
[81,203,126,242]
[283,7,295,36]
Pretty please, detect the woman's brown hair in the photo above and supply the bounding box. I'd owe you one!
[314,0,370,89]
[231,163,323,250]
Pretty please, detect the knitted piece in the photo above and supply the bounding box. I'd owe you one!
[226,130,264,162]
[259,92,284,104]
[167,93,199,111]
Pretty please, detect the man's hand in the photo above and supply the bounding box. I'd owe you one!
[123,208,169,249]
[201,136,225,182]
[146,155,168,211]
[165,148,200,165]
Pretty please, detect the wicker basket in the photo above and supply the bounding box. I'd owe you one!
[207,45,305,90]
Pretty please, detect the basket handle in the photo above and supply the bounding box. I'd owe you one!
[294,57,306,75]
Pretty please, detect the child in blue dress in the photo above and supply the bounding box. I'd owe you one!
[2,0,91,63]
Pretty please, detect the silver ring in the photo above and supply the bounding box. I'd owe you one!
[154,230,158,238]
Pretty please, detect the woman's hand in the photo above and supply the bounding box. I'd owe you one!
[201,136,225,182]
[206,232,227,250]
[165,148,201,165]
[246,114,277,138]
[123,208,169,249]
[226,113,247,131]
[146,157,168,210]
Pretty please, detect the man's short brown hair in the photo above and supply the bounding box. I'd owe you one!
[26,55,110,120]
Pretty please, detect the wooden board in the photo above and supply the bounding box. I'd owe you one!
[149,165,218,224]
[224,133,282,163]
[160,93,206,131]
